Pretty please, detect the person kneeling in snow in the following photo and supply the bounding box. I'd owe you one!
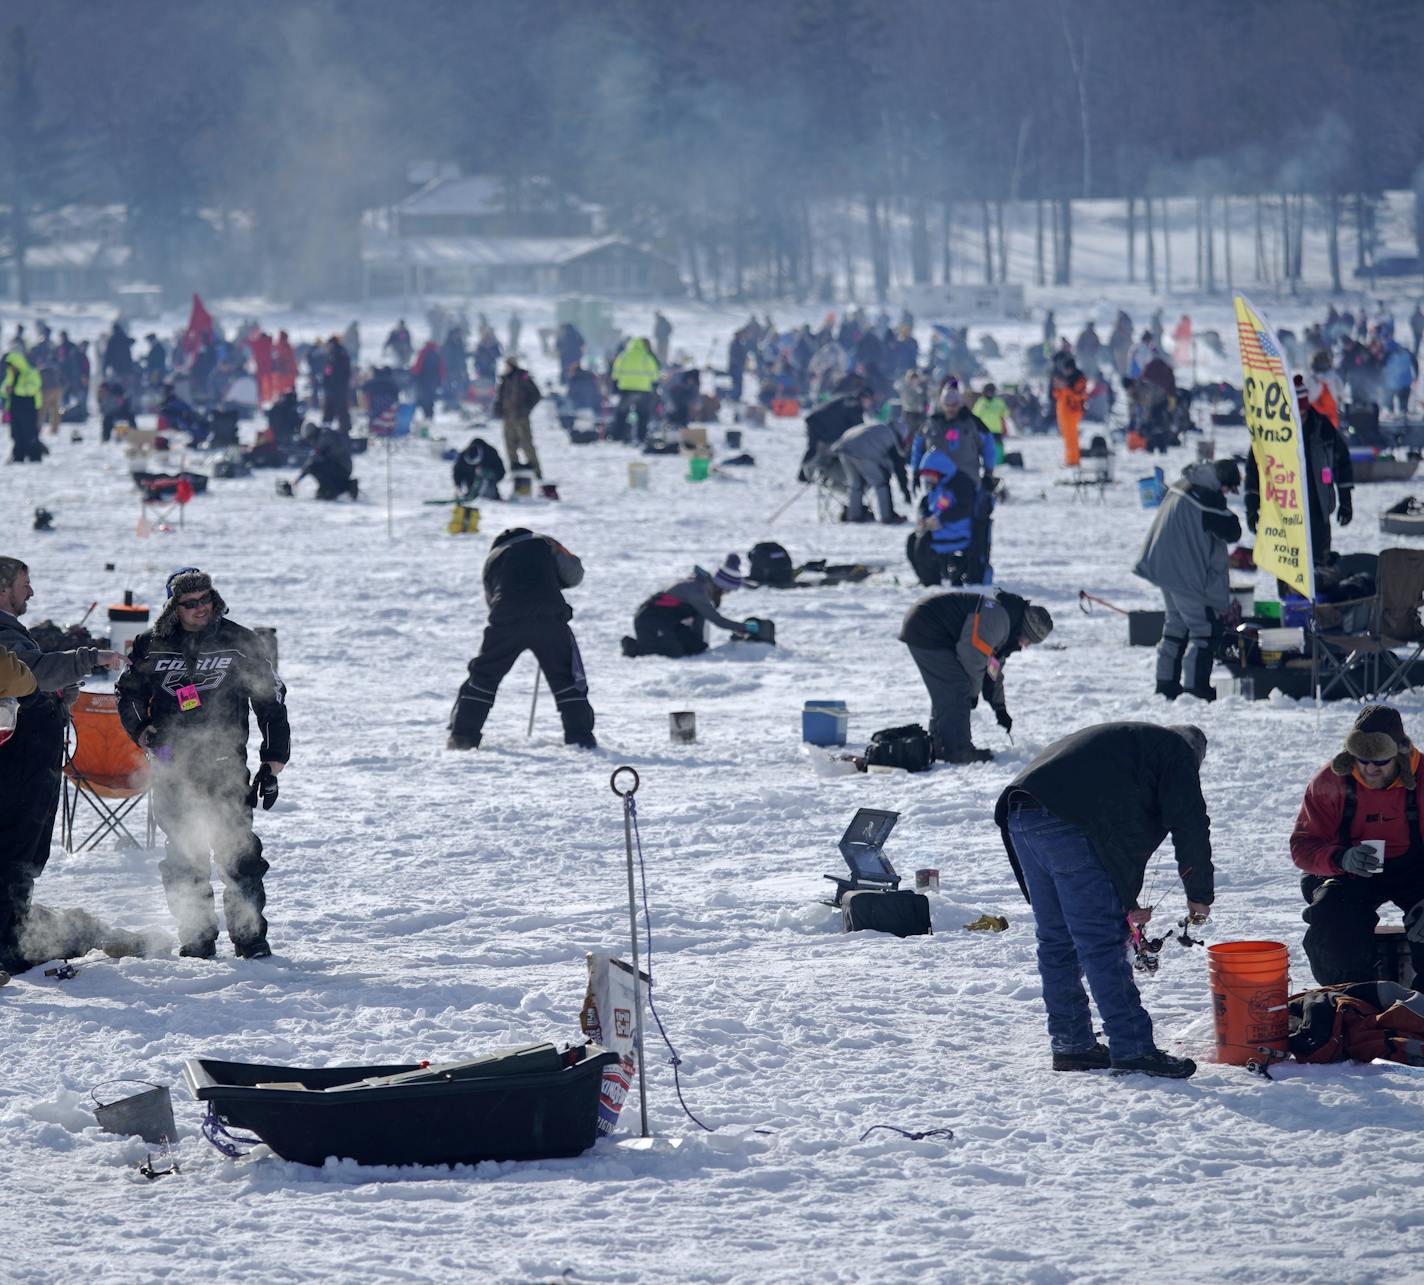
[1133,458,1241,702]
[898,590,1052,764]
[117,569,288,960]
[452,436,506,500]
[448,529,595,750]
[294,423,358,500]
[996,722,1215,1078]
[621,555,757,657]
[1291,705,1424,987]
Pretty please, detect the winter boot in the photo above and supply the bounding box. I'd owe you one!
[1155,679,1183,700]
[1184,640,1216,701]
[620,636,643,658]
[944,745,994,765]
[1110,1048,1197,1079]
[234,938,272,960]
[1183,684,1216,702]
[179,935,217,959]
[1052,1041,1111,1072]
[446,733,479,751]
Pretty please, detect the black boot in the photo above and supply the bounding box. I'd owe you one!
[1155,679,1183,700]
[1184,643,1216,701]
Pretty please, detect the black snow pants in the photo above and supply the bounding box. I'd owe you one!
[451,617,595,746]
[0,700,64,972]
[632,605,706,657]
[1301,859,1424,987]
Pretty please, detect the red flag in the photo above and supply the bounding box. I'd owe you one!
[183,293,214,357]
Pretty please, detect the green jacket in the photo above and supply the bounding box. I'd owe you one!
[612,339,660,392]
[3,352,41,404]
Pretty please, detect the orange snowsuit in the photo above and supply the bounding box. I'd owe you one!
[1053,373,1086,467]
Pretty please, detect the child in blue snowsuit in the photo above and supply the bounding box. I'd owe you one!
[908,449,976,586]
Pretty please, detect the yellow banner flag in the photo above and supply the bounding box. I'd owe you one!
[1234,294,1314,599]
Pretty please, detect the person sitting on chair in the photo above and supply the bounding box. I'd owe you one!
[621,556,756,657]
[1291,705,1424,987]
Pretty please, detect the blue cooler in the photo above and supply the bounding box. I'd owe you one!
[802,700,849,746]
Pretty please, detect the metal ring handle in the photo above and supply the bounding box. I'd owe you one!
[610,765,640,798]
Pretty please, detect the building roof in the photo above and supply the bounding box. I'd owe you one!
[362,234,649,269]
[394,174,592,219]
[0,240,132,270]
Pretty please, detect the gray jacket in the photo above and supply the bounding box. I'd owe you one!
[658,572,742,635]
[0,610,96,711]
[832,420,903,469]
[1132,462,1241,611]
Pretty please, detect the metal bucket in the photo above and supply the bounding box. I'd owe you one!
[669,711,696,744]
[92,1080,176,1145]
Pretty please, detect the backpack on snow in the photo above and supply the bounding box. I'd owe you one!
[863,723,934,773]
[748,541,795,587]
[1287,981,1424,1066]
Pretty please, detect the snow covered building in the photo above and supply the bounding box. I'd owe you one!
[360,174,683,299]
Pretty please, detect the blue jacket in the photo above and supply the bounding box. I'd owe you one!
[917,449,975,553]
[1382,343,1415,392]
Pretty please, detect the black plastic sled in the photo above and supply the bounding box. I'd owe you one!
[184,1042,619,1168]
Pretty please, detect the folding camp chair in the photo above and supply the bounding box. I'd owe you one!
[62,691,154,853]
[1313,548,1424,701]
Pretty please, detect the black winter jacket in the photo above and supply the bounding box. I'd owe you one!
[994,722,1215,912]
[483,529,583,626]
[117,617,289,765]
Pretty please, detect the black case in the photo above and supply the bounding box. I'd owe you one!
[864,723,934,772]
[842,889,932,938]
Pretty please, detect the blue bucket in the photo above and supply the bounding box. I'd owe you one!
[802,700,849,746]
[1137,466,1166,509]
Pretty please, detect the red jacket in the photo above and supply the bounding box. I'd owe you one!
[1290,751,1423,876]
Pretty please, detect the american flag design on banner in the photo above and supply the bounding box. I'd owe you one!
[1237,319,1283,375]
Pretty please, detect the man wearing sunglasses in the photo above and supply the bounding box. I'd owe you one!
[117,568,289,960]
[1291,704,1424,986]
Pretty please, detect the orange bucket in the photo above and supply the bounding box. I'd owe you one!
[1207,940,1289,1065]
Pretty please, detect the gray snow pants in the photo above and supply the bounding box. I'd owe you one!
[840,455,893,522]
[1157,588,1218,693]
[906,644,976,756]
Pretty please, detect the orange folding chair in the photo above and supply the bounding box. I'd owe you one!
[62,691,155,853]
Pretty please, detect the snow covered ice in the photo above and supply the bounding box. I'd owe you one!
[3,291,1424,1284]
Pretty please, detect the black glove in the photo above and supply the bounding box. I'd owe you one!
[994,706,1013,733]
[246,763,279,811]
[1245,494,1259,534]
[1337,491,1353,526]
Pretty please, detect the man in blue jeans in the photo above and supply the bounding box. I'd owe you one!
[994,722,1215,1078]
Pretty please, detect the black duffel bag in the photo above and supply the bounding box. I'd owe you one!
[863,723,934,773]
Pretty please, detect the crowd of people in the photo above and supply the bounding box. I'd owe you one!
[3,294,1424,1089]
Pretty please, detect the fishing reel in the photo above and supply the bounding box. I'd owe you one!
[1128,913,1209,974]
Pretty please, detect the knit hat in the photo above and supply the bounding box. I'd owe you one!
[1331,704,1415,786]
[1018,603,1054,645]
[1214,458,1241,493]
[1171,724,1209,765]
[939,377,963,411]
[153,568,226,637]
[713,554,744,593]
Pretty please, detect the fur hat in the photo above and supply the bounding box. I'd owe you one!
[713,554,744,593]
[1331,704,1415,786]
[153,568,226,638]
[1019,603,1054,645]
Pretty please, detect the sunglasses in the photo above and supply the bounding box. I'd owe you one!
[176,592,213,610]
[1354,756,1394,767]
